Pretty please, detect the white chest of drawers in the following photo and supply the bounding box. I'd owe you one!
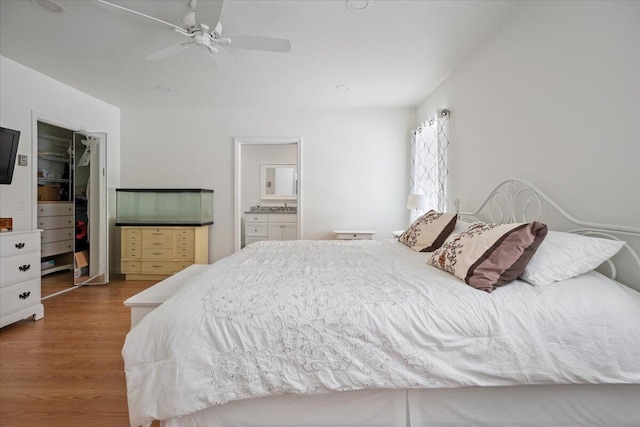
[37,201,74,275]
[0,230,44,328]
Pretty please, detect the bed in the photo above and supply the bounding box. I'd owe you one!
[122,179,640,427]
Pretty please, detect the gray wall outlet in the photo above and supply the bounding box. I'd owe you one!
[18,155,28,166]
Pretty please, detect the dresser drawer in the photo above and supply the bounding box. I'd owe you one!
[141,247,174,260]
[0,277,41,316]
[142,239,174,249]
[41,240,74,257]
[174,248,195,260]
[122,228,142,240]
[245,223,268,237]
[141,261,175,275]
[174,261,194,271]
[121,261,142,273]
[1,252,41,286]
[37,215,74,230]
[41,227,74,244]
[37,202,74,217]
[122,246,141,259]
[245,214,268,223]
[175,229,195,241]
[0,232,40,257]
[142,229,175,240]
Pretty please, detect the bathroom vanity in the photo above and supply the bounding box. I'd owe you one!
[244,208,297,247]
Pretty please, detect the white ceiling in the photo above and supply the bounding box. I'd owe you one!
[0,0,519,109]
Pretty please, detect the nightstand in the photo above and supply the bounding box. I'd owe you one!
[333,230,376,240]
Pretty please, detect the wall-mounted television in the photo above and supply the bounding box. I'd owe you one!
[0,127,21,185]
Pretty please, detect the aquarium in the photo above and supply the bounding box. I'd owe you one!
[116,189,214,226]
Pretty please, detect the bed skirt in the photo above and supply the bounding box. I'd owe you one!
[160,384,640,427]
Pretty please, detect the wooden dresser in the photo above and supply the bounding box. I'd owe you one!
[120,225,209,280]
[0,230,44,328]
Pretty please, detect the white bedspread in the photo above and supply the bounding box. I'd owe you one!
[123,240,640,426]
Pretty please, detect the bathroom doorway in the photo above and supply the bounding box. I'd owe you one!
[234,137,302,252]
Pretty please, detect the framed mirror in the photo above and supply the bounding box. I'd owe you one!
[261,164,297,200]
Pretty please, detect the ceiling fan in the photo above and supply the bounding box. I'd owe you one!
[94,0,291,61]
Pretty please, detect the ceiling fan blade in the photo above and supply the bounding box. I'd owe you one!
[144,41,194,61]
[195,0,224,29]
[94,0,188,34]
[224,35,291,53]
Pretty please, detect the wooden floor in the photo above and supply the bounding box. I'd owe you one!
[0,275,161,426]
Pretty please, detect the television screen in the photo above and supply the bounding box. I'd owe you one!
[0,127,21,185]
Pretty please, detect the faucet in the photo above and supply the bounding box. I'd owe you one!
[284,203,288,212]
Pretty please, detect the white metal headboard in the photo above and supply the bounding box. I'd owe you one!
[454,179,640,291]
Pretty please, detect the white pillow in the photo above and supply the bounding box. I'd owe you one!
[520,231,625,285]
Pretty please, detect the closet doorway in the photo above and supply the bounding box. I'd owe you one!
[234,138,302,252]
[34,116,109,298]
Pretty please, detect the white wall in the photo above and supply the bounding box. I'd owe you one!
[0,56,121,269]
[121,108,414,261]
[417,1,640,227]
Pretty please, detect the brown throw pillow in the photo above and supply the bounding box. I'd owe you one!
[398,210,458,252]
[427,221,548,292]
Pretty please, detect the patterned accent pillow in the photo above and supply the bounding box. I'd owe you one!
[427,221,548,292]
[398,210,458,252]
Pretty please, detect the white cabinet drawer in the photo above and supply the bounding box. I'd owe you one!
[245,223,268,237]
[0,252,41,286]
[0,277,41,316]
[268,214,297,223]
[37,215,74,230]
[37,202,74,217]
[41,240,74,257]
[0,231,40,257]
[334,231,376,240]
[41,227,74,244]
[245,214,268,223]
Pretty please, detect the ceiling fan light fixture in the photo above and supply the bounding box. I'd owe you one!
[30,0,65,14]
[336,84,350,92]
[345,0,370,12]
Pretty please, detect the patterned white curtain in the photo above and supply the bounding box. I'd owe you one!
[409,109,450,221]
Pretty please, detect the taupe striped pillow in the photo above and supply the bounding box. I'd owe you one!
[427,221,548,292]
[398,210,457,252]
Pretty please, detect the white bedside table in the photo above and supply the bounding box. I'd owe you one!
[333,230,376,240]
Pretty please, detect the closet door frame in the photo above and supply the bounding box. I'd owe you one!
[31,111,109,284]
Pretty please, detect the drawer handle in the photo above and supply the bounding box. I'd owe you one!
[19,291,31,300]
[19,264,31,272]
[152,252,163,256]
[152,265,164,269]
[152,233,163,236]
[15,242,26,249]
[152,243,163,246]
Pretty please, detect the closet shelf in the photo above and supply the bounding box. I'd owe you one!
[38,177,71,184]
[38,154,70,163]
[39,133,71,142]
[41,263,74,276]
